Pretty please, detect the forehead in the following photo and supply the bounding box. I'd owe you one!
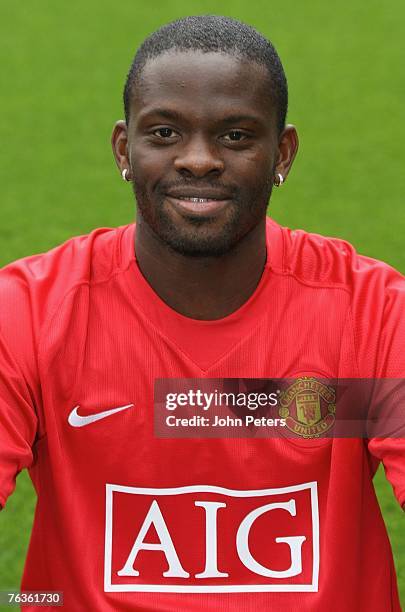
[130,51,274,124]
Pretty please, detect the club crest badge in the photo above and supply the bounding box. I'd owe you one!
[279,377,335,438]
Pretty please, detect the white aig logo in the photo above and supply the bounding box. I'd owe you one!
[104,482,319,592]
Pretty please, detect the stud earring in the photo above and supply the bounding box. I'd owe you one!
[274,173,284,187]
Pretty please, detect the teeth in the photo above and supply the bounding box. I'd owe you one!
[178,197,216,203]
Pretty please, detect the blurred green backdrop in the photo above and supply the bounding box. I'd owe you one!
[0,0,403,608]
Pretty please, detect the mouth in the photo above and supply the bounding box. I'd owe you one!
[165,194,231,217]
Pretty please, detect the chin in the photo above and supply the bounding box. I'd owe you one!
[161,228,239,258]
[138,198,258,257]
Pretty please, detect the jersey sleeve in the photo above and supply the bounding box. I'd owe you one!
[352,257,405,508]
[0,329,38,508]
[369,272,405,508]
[0,263,42,509]
[0,227,122,508]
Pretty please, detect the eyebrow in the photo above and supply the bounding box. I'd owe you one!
[218,114,264,126]
[138,108,264,126]
[138,108,184,122]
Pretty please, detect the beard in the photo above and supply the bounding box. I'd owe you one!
[132,176,273,258]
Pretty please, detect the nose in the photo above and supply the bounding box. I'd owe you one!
[174,135,224,178]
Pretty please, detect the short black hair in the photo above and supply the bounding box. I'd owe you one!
[123,15,288,134]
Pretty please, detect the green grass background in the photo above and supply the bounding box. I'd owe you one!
[0,0,403,607]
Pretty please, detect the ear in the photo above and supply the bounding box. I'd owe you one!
[274,124,299,182]
[111,120,131,179]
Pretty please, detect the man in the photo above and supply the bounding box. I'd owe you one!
[0,15,403,611]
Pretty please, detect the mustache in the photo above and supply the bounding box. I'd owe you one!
[156,179,238,197]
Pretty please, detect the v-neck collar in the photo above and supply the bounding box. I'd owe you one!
[118,218,284,372]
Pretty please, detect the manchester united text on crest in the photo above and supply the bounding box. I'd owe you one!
[279,378,336,438]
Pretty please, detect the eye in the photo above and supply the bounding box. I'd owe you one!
[222,130,248,143]
[153,127,177,139]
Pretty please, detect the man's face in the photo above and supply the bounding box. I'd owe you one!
[126,51,281,257]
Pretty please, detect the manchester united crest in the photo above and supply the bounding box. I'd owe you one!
[279,377,336,438]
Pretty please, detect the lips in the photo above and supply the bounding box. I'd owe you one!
[165,189,232,217]
[166,194,231,217]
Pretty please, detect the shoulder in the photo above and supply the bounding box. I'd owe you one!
[0,225,131,340]
[270,219,405,376]
[271,219,405,293]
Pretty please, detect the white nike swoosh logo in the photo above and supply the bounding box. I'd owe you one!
[68,403,134,427]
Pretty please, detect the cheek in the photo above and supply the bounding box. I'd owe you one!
[230,152,274,187]
[130,144,172,187]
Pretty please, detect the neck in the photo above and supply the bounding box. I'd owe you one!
[134,216,267,320]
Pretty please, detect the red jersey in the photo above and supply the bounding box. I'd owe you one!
[0,218,404,611]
